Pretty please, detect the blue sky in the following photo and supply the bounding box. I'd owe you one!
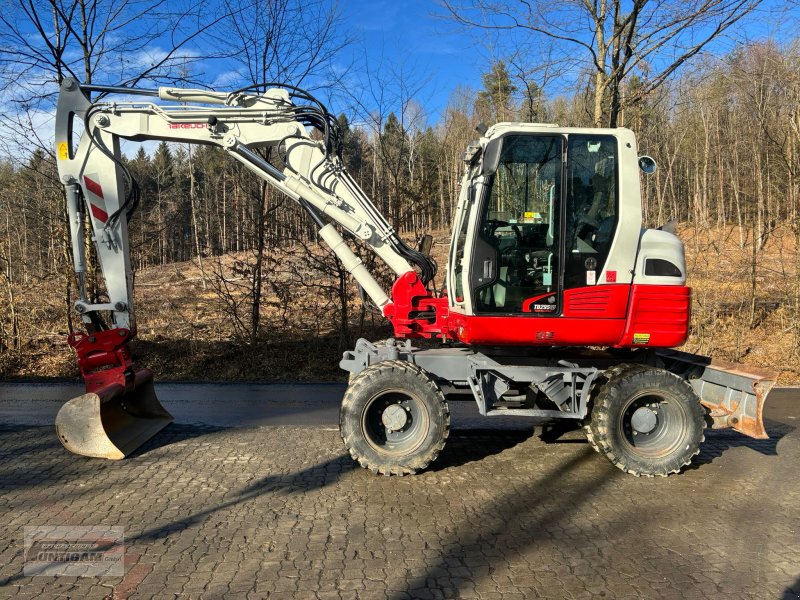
[2,0,798,160]
[331,0,799,125]
[337,0,482,122]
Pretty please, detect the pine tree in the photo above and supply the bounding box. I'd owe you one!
[477,61,518,122]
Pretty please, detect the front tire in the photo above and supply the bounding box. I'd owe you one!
[340,360,450,475]
[584,365,705,477]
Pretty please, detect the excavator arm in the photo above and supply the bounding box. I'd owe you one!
[54,78,444,458]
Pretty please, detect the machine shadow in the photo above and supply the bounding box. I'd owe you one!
[688,419,794,470]
[392,446,621,600]
[0,426,62,456]
[0,424,225,493]
[126,423,229,457]
[392,418,794,598]
[783,576,800,599]
[537,419,585,443]
[429,429,537,471]
[129,453,354,543]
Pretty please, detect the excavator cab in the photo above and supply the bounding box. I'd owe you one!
[444,124,689,348]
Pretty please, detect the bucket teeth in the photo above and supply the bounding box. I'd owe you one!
[55,369,172,459]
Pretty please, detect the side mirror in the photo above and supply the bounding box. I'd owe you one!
[638,155,657,174]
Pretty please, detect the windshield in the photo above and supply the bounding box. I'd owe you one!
[474,134,562,313]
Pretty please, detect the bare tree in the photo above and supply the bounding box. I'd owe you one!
[0,0,224,161]
[207,0,351,344]
[443,0,764,126]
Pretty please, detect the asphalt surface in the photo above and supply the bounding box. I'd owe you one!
[0,383,798,599]
[1,382,796,430]
[0,381,556,430]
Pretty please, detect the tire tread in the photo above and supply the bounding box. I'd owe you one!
[583,364,705,477]
[340,360,450,476]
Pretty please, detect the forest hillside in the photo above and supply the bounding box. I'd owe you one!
[1,222,798,383]
[1,1,799,383]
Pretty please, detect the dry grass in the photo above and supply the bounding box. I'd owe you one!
[2,223,798,383]
[679,222,799,382]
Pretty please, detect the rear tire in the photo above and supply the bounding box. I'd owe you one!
[584,365,705,477]
[340,360,449,475]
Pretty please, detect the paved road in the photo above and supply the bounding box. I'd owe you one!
[1,382,797,430]
[0,383,798,599]
[0,382,554,430]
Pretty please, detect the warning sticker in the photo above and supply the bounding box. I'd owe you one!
[632,333,651,345]
[586,270,596,285]
[57,142,69,161]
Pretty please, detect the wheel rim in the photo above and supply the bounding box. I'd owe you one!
[618,391,689,459]
[361,389,430,456]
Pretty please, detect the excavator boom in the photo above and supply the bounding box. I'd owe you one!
[54,78,435,458]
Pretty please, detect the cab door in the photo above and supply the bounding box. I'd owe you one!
[562,134,619,293]
[469,134,564,315]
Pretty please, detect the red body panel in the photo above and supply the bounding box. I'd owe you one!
[383,274,690,349]
[562,285,630,319]
[383,271,449,338]
[617,284,691,348]
[449,312,627,346]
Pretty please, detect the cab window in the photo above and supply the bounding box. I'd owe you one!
[474,135,562,313]
[564,135,618,288]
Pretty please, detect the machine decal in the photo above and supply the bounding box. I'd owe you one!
[83,175,104,198]
[586,270,596,285]
[532,304,558,312]
[633,332,651,344]
[521,292,558,313]
[89,204,109,223]
[606,270,617,282]
[168,122,208,129]
[57,142,69,161]
[532,293,557,312]
[83,175,108,222]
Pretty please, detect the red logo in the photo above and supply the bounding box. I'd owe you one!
[606,270,617,283]
[168,123,208,129]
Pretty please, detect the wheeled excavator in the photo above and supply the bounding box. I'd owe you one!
[53,78,775,476]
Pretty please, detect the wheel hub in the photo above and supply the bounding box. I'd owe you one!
[381,403,408,432]
[631,406,658,434]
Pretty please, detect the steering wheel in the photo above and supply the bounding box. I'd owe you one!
[575,219,598,244]
[486,219,522,244]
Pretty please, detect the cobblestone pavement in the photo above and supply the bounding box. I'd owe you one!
[0,400,798,599]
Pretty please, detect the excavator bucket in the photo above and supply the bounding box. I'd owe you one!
[55,369,172,460]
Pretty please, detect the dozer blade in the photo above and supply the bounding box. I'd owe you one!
[55,369,172,459]
[658,349,775,439]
